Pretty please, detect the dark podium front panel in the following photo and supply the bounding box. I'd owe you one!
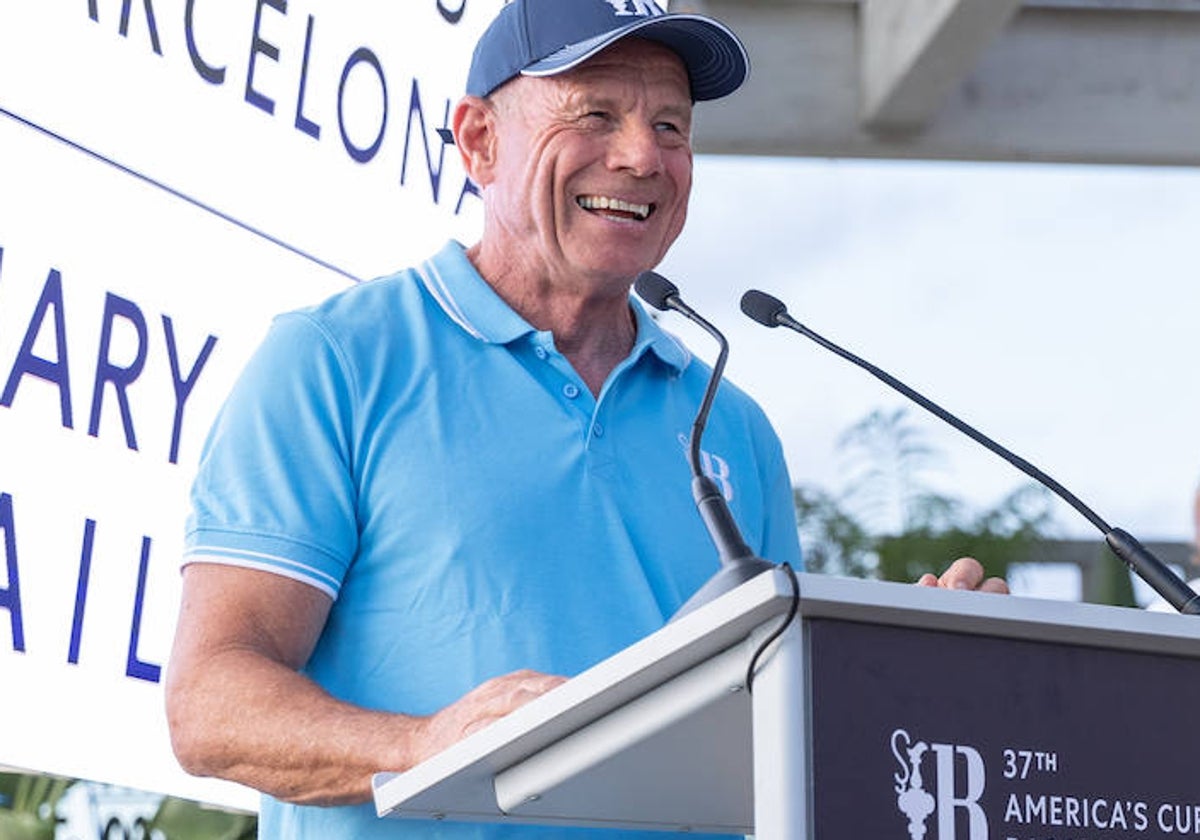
[808,616,1200,840]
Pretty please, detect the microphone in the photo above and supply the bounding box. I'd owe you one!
[740,288,1200,615]
[635,271,776,619]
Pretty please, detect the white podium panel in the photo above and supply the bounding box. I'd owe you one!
[373,569,792,832]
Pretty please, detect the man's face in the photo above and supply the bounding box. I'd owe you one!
[481,38,694,289]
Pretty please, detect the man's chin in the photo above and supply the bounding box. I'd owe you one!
[568,246,666,286]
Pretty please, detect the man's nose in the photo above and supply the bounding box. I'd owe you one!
[608,119,664,176]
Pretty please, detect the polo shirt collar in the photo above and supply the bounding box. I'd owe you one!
[417,241,532,345]
[629,296,691,374]
[418,241,691,374]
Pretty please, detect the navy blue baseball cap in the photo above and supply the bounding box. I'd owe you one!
[466,0,749,102]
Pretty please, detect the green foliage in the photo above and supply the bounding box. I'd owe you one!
[876,484,1053,583]
[0,772,72,840]
[793,484,876,578]
[1089,544,1139,607]
[795,408,1054,584]
[147,797,258,840]
[0,774,257,840]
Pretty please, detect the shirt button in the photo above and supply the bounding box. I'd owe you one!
[534,346,548,360]
[593,423,605,438]
[563,383,580,399]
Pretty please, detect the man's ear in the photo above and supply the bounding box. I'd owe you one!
[453,96,498,187]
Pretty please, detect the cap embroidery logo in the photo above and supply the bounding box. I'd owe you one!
[602,0,662,18]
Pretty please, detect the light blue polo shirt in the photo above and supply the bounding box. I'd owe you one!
[185,241,801,839]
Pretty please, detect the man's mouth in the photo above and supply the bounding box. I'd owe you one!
[577,195,654,222]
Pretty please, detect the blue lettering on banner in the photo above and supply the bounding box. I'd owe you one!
[0,493,26,654]
[67,518,97,666]
[0,499,168,681]
[185,0,225,84]
[1,268,74,430]
[15,501,166,681]
[339,47,388,164]
[163,315,218,466]
[402,78,451,203]
[0,251,220,465]
[125,536,161,683]
[456,178,481,215]
[120,0,163,55]
[88,293,150,452]
[89,0,163,55]
[438,0,467,24]
[61,516,162,682]
[245,0,285,116]
[82,0,482,214]
[293,14,321,139]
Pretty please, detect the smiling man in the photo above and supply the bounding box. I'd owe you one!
[163,1,1000,839]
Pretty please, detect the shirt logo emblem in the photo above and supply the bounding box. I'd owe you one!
[677,433,735,501]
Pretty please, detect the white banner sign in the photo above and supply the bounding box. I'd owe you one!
[0,0,501,810]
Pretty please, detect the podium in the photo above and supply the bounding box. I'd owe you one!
[373,569,1200,838]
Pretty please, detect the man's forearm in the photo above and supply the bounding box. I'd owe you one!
[165,564,567,806]
[165,646,419,806]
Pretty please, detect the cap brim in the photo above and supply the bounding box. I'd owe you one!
[521,14,749,102]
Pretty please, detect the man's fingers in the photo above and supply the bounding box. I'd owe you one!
[977,576,1010,595]
[915,558,1009,594]
[938,557,986,590]
[454,670,567,737]
[472,670,567,711]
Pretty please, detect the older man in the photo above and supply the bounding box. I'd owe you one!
[165,1,1003,838]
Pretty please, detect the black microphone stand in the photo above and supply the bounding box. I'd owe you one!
[635,272,776,620]
[740,288,1200,615]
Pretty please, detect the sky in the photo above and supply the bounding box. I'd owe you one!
[653,154,1200,591]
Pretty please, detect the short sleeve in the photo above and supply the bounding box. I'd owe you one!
[184,312,359,598]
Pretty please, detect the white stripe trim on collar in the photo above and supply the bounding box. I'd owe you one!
[416,259,486,341]
[659,328,693,370]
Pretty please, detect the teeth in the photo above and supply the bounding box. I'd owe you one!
[578,195,652,220]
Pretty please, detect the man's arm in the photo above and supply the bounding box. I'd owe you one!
[164,563,565,806]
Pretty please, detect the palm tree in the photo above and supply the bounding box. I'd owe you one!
[795,408,1053,585]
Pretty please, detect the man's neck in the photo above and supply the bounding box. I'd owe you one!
[467,243,638,397]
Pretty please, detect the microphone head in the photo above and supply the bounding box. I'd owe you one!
[740,289,788,327]
[634,271,679,312]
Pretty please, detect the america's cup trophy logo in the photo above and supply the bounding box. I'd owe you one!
[892,728,936,840]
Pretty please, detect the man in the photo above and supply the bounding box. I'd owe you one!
[165,1,1006,838]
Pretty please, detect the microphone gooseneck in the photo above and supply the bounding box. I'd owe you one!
[740,288,1200,616]
[636,271,724,480]
[635,272,776,620]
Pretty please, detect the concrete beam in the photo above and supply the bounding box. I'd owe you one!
[860,0,1022,130]
[691,1,1200,166]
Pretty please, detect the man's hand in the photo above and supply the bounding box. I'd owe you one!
[915,557,1009,594]
[412,670,567,766]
